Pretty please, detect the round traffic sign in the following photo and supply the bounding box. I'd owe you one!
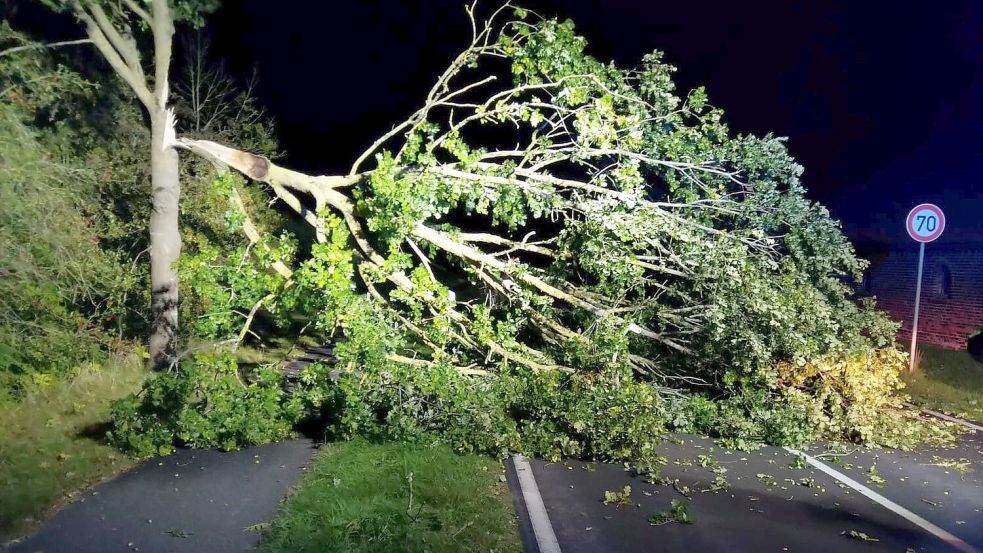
[906,203,945,242]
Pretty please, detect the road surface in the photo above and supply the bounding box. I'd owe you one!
[508,430,982,553]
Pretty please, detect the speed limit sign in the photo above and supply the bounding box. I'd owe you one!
[906,203,945,243]
[905,203,945,372]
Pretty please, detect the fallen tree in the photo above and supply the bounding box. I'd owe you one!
[110,4,955,460]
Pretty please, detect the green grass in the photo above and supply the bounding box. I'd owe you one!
[259,440,522,553]
[0,354,148,542]
[904,346,983,422]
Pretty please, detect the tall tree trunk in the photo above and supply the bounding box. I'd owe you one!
[148,113,181,370]
[71,1,180,369]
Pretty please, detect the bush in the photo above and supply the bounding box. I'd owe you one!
[667,347,959,450]
[109,352,302,457]
[109,352,666,472]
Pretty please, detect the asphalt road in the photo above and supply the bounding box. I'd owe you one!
[510,431,982,553]
[5,439,317,553]
[6,404,979,553]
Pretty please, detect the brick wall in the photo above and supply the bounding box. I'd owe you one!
[861,245,983,350]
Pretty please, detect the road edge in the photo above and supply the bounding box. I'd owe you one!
[507,455,562,553]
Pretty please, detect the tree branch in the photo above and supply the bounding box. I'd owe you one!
[227,186,294,280]
[122,0,152,25]
[0,38,92,59]
[75,7,154,112]
[386,353,491,377]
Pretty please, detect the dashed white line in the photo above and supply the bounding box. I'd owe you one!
[512,455,563,553]
[785,447,982,553]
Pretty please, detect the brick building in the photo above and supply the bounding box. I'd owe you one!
[859,243,983,350]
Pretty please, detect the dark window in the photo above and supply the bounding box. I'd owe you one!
[935,264,952,299]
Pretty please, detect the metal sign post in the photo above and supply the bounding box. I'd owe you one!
[904,203,946,372]
[908,241,925,373]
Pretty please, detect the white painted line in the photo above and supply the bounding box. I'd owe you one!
[512,455,563,553]
[920,408,983,432]
[785,447,982,553]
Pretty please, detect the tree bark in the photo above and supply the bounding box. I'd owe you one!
[148,113,181,370]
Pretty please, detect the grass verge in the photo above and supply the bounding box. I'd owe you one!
[0,354,147,542]
[905,346,983,422]
[259,440,522,553]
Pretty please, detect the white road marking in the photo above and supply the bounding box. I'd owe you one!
[512,455,562,553]
[785,447,982,553]
[920,408,983,432]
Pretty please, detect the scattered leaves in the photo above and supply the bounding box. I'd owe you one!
[842,530,878,542]
[603,485,633,506]
[650,499,695,525]
[867,466,885,488]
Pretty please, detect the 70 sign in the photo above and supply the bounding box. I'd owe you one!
[904,203,946,372]
[906,203,945,243]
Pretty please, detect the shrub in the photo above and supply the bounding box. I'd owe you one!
[109,352,302,457]
[108,345,956,463]
[669,347,958,450]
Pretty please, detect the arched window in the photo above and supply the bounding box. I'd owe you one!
[935,263,952,299]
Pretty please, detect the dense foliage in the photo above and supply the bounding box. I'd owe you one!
[109,352,299,455]
[775,348,953,448]
[1,22,137,394]
[0,21,284,398]
[332,363,668,473]
[107,7,955,460]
